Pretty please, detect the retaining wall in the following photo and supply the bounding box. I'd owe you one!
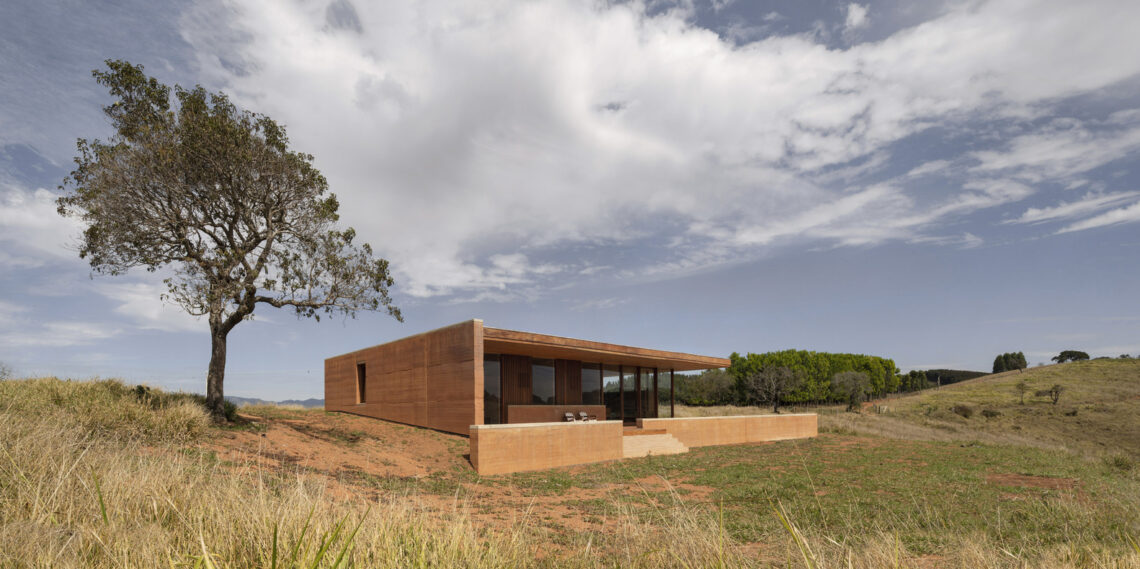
[470,421,623,475]
[637,414,817,448]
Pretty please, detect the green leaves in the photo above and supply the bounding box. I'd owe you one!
[57,60,402,416]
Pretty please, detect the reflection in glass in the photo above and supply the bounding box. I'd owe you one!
[532,359,555,404]
[582,363,602,406]
[640,367,655,418]
[483,354,501,424]
[603,365,621,420]
[622,366,637,420]
[658,369,672,418]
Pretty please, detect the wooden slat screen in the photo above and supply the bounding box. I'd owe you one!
[558,359,582,405]
[501,354,532,422]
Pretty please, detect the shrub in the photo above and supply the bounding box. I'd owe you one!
[951,404,975,418]
[1103,454,1135,472]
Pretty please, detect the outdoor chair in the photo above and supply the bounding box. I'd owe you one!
[564,412,576,422]
[578,411,597,421]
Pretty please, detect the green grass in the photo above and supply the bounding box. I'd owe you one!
[818,359,1140,457]
[4,362,1140,568]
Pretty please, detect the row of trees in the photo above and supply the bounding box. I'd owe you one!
[992,352,1027,373]
[729,350,900,403]
[696,350,905,412]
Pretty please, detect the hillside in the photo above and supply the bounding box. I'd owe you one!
[3,374,1139,568]
[822,359,1140,457]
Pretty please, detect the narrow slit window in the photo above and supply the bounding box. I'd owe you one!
[356,362,367,404]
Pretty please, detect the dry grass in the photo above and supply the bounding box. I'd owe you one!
[3,374,1139,568]
[0,378,758,568]
[816,359,1140,458]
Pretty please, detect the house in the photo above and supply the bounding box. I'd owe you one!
[325,319,817,474]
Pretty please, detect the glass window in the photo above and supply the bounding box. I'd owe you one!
[582,363,602,406]
[622,366,637,420]
[532,359,555,405]
[659,369,672,418]
[603,365,621,420]
[641,367,655,418]
[483,354,501,424]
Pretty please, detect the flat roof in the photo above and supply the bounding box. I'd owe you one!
[482,326,729,371]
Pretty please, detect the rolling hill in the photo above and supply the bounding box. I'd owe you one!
[821,358,1140,457]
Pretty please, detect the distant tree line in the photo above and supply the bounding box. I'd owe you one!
[675,351,993,408]
[992,352,1027,373]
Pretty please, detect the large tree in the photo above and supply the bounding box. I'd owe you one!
[58,61,402,420]
[1051,350,1089,364]
[741,366,802,413]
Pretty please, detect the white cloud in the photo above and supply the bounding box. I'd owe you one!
[0,321,121,347]
[1006,191,1140,224]
[0,185,84,268]
[173,0,1140,299]
[94,281,205,333]
[971,118,1140,182]
[1057,199,1140,234]
[845,4,869,30]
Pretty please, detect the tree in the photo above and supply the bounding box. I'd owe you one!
[1013,380,1028,404]
[674,369,736,406]
[742,366,802,413]
[993,352,1027,373]
[1051,351,1090,364]
[0,361,11,380]
[1048,384,1065,405]
[832,371,869,412]
[58,61,402,420]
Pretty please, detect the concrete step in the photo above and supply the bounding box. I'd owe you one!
[622,433,689,458]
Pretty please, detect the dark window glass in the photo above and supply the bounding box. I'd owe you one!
[582,363,602,406]
[622,366,637,420]
[532,359,555,405]
[603,365,621,420]
[659,369,673,418]
[483,354,501,424]
[641,367,656,418]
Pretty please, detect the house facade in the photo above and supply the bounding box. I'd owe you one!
[324,319,730,435]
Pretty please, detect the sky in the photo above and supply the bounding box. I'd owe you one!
[1,0,1138,400]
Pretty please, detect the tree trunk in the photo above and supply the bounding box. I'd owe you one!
[205,325,229,422]
[772,395,780,414]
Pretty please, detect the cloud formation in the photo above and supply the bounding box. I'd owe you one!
[166,0,1140,300]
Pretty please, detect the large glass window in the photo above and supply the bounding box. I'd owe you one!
[532,359,556,404]
[641,367,656,418]
[483,354,501,424]
[658,369,673,418]
[603,365,621,420]
[622,366,638,420]
[582,363,602,406]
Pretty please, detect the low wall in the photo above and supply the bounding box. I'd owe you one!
[637,414,817,448]
[507,405,606,424]
[470,420,623,475]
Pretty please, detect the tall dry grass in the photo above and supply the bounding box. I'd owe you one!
[0,379,751,568]
[2,377,1137,568]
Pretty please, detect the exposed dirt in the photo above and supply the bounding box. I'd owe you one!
[208,410,467,479]
[202,409,720,544]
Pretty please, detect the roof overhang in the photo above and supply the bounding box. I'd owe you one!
[482,326,729,371]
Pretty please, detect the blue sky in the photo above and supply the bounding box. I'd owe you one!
[1,0,1138,400]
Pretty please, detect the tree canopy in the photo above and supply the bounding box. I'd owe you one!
[992,352,1027,373]
[58,60,402,419]
[1051,351,1090,364]
[729,350,899,404]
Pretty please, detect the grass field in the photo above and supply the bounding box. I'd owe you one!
[2,360,1139,567]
